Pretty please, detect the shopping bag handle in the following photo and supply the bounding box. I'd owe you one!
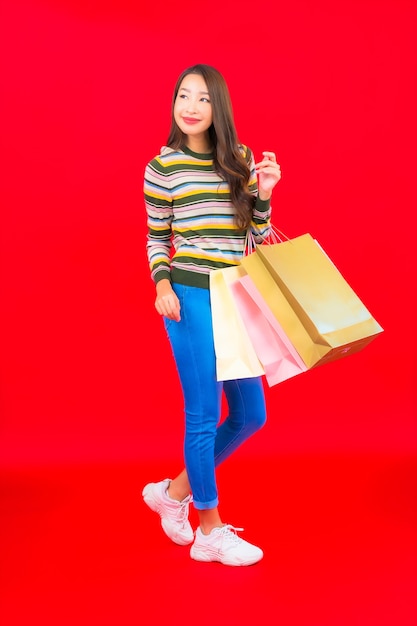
[245,224,291,255]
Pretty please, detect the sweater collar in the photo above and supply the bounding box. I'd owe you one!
[181,145,214,161]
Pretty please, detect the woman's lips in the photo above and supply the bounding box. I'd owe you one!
[182,117,200,124]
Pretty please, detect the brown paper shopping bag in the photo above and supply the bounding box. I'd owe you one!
[241,233,383,368]
[209,265,264,381]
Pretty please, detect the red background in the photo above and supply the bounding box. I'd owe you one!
[1,0,416,463]
[0,1,416,625]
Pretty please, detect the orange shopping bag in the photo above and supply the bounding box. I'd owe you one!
[241,232,384,369]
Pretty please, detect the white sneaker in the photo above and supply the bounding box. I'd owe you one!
[190,524,263,566]
[142,479,194,546]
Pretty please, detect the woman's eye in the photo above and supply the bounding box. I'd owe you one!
[201,97,210,103]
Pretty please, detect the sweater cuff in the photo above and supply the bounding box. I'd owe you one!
[154,269,171,285]
[255,197,271,213]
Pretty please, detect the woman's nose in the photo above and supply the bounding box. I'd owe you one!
[185,99,197,113]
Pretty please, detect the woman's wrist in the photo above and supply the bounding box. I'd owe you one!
[258,189,272,201]
[156,278,172,293]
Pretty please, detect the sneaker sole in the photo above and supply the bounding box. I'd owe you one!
[190,546,263,566]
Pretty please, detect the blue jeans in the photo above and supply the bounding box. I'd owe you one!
[164,282,267,510]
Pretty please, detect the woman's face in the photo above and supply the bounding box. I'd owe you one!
[174,73,213,149]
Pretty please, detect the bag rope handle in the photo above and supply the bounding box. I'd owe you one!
[245,223,291,256]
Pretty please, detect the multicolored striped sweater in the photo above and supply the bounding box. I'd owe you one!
[144,144,271,289]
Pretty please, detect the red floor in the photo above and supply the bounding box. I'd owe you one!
[1,453,416,626]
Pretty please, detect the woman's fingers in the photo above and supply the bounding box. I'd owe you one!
[255,151,281,176]
[155,293,181,321]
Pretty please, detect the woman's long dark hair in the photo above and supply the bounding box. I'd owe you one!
[166,64,256,229]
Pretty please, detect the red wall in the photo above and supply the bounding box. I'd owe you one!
[1,0,416,465]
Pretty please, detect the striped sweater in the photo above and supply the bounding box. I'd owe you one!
[144,144,271,289]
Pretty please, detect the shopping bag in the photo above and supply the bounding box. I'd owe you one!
[209,265,264,381]
[241,233,384,368]
[229,275,308,386]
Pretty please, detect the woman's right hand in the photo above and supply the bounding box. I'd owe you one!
[155,279,181,322]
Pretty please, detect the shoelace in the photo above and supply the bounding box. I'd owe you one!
[176,495,193,527]
[219,524,245,544]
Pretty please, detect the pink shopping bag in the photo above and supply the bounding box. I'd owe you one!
[230,274,308,387]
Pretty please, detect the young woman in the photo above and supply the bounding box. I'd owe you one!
[142,64,281,566]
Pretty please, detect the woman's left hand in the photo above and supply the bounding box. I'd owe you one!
[255,151,282,199]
